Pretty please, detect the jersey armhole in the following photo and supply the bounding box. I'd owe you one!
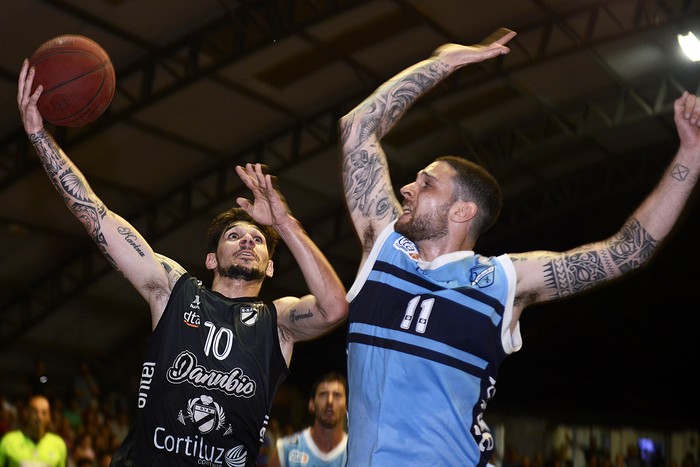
[346,221,396,302]
[497,254,523,354]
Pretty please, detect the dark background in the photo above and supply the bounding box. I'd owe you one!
[1,0,699,431]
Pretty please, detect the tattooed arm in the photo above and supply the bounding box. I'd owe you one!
[510,91,700,322]
[339,29,515,263]
[17,59,185,329]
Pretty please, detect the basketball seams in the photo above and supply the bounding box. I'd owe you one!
[32,57,108,93]
[28,35,115,127]
[50,73,113,125]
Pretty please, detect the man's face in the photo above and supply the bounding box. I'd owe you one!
[211,221,273,280]
[310,381,346,429]
[395,161,457,242]
[27,396,51,437]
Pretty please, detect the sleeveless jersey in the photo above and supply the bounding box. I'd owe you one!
[111,274,289,467]
[0,430,67,467]
[346,223,521,466]
[275,428,347,467]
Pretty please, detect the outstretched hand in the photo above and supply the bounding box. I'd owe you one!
[235,163,292,228]
[17,59,44,135]
[674,91,700,150]
[434,27,517,67]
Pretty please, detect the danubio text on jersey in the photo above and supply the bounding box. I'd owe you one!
[166,350,256,397]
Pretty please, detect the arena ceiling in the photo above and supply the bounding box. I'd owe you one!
[1,0,699,429]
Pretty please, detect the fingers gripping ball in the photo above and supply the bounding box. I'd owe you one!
[29,35,115,127]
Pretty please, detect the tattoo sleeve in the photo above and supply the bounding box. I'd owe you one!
[341,60,448,228]
[342,146,395,220]
[30,130,117,269]
[542,218,658,299]
[30,130,63,177]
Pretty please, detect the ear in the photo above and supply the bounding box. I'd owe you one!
[308,398,315,414]
[450,200,477,224]
[265,260,274,278]
[205,252,217,271]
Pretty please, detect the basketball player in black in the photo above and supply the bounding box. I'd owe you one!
[17,59,348,467]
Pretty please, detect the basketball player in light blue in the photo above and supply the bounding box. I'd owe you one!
[339,27,700,466]
[270,372,347,467]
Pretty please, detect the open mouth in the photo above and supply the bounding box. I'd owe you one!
[236,250,256,260]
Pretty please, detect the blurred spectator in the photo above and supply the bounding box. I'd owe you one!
[0,394,67,466]
[269,372,347,467]
[625,444,643,467]
[56,416,75,453]
[502,446,520,467]
[545,444,572,467]
[488,448,502,467]
[72,432,96,466]
[107,411,130,446]
[580,435,609,467]
[63,397,83,432]
[98,451,112,467]
[81,400,103,435]
[93,422,116,460]
[0,396,17,437]
[681,452,697,467]
[72,363,100,413]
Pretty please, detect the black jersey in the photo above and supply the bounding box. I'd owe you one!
[111,274,289,467]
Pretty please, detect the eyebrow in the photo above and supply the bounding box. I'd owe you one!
[224,224,265,238]
[417,170,438,183]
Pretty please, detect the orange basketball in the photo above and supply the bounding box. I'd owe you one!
[29,35,115,127]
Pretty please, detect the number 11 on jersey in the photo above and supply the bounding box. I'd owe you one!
[400,296,435,334]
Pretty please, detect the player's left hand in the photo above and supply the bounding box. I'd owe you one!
[17,59,45,135]
[675,91,700,151]
[235,163,292,228]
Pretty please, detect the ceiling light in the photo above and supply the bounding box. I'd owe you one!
[678,31,700,61]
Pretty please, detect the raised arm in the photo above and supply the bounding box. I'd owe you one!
[17,59,184,328]
[511,91,700,320]
[339,29,516,261]
[235,164,347,353]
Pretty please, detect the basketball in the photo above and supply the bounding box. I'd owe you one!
[29,35,115,127]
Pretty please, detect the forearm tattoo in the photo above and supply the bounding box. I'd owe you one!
[542,219,658,299]
[341,60,448,222]
[607,219,657,271]
[30,130,117,268]
[30,130,63,177]
[384,63,447,129]
[370,61,448,140]
[670,162,690,181]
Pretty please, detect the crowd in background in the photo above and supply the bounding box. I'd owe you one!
[494,442,699,467]
[1,359,698,467]
[0,359,311,467]
[0,360,132,466]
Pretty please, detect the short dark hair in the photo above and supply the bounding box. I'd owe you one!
[205,207,280,258]
[310,371,347,399]
[436,156,502,237]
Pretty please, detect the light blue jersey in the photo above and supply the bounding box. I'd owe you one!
[275,428,347,467]
[346,223,521,466]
